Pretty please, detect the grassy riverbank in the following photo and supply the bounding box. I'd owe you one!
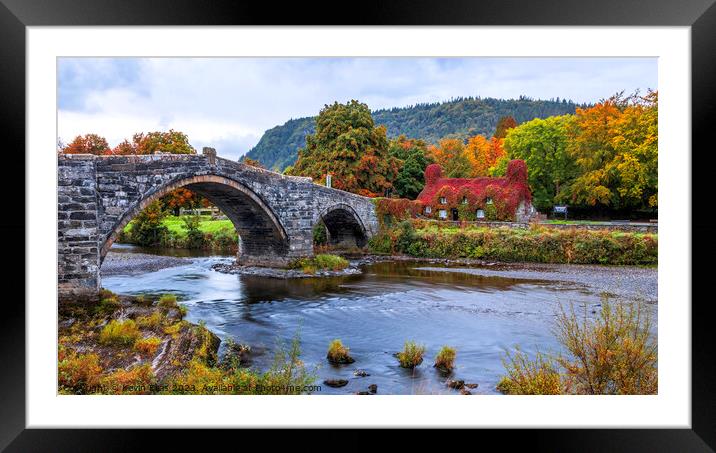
[369,221,657,265]
[58,290,316,395]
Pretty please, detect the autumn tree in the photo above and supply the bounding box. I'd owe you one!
[464,134,506,177]
[502,114,577,211]
[565,91,657,209]
[494,115,518,139]
[427,138,471,178]
[112,129,196,155]
[62,134,111,155]
[288,100,400,197]
[389,136,432,199]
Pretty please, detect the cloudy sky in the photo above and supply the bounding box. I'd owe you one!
[58,57,657,161]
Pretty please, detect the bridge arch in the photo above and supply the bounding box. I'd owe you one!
[101,174,289,265]
[315,203,368,248]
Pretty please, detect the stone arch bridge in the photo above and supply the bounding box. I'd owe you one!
[58,149,379,299]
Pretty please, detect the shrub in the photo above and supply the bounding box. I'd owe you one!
[555,298,657,395]
[167,332,316,395]
[157,293,178,309]
[369,222,657,265]
[313,221,328,246]
[326,339,354,364]
[134,294,153,306]
[136,311,164,329]
[183,215,205,248]
[497,298,658,395]
[434,346,457,373]
[212,227,238,253]
[496,348,562,395]
[314,254,349,271]
[58,347,103,394]
[98,364,155,394]
[164,320,187,337]
[397,341,426,368]
[178,304,188,319]
[130,200,169,246]
[94,296,121,316]
[134,336,162,356]
[99,319,141,345]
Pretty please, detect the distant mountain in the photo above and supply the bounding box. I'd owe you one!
[244,96,586,171]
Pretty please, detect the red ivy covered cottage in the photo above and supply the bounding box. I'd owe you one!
[416,160,535,222]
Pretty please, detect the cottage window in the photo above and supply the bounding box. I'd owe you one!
[424,206,432,214]
[439,197,447,204]
[476,209,485,219]
[439,209,447,219]
[461,196,468,204]
[486,197,493,205]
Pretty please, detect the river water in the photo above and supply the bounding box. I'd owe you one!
[102,245,656,395]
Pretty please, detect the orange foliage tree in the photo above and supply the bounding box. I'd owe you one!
[427,138,471,178]
[62,134,111,155]
[464,135,506,177]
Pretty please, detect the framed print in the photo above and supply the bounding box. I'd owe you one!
[2,0,715,449]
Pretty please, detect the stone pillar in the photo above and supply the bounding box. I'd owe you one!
[203,147,217,165]
[58,155,101,301]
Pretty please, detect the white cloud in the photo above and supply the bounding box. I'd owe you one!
[58,57,657,160]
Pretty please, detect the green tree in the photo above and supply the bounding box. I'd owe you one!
[130,201,169,246]
[502,115,577,211]
[113,129,196,155]
[389,136,432,199]
[289,100,400,197]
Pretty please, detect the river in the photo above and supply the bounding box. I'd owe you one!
[102,244,657,395]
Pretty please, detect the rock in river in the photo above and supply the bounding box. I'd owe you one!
[324,379,349,388]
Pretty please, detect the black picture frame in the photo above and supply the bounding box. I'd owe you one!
[2,0,713,449]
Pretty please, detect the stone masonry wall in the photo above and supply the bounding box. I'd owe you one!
[58,155,101,299]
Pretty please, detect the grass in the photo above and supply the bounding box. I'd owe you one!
[289,254,349,274]
[157,293,178,309]
[433,346,456,373]
[326,339,354,364]
[126,215,233,236]
[496,349,562,395]
[99,319,141,346]
[166,333,317,395]
[397,341,426,368]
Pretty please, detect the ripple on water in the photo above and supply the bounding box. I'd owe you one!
[101,253,656,394]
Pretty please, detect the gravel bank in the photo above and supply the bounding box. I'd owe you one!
[211,262,362,279]
[101,251,192,276]
[414,262,657,303]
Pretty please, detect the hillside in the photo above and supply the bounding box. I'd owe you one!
[245,96,585,171]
